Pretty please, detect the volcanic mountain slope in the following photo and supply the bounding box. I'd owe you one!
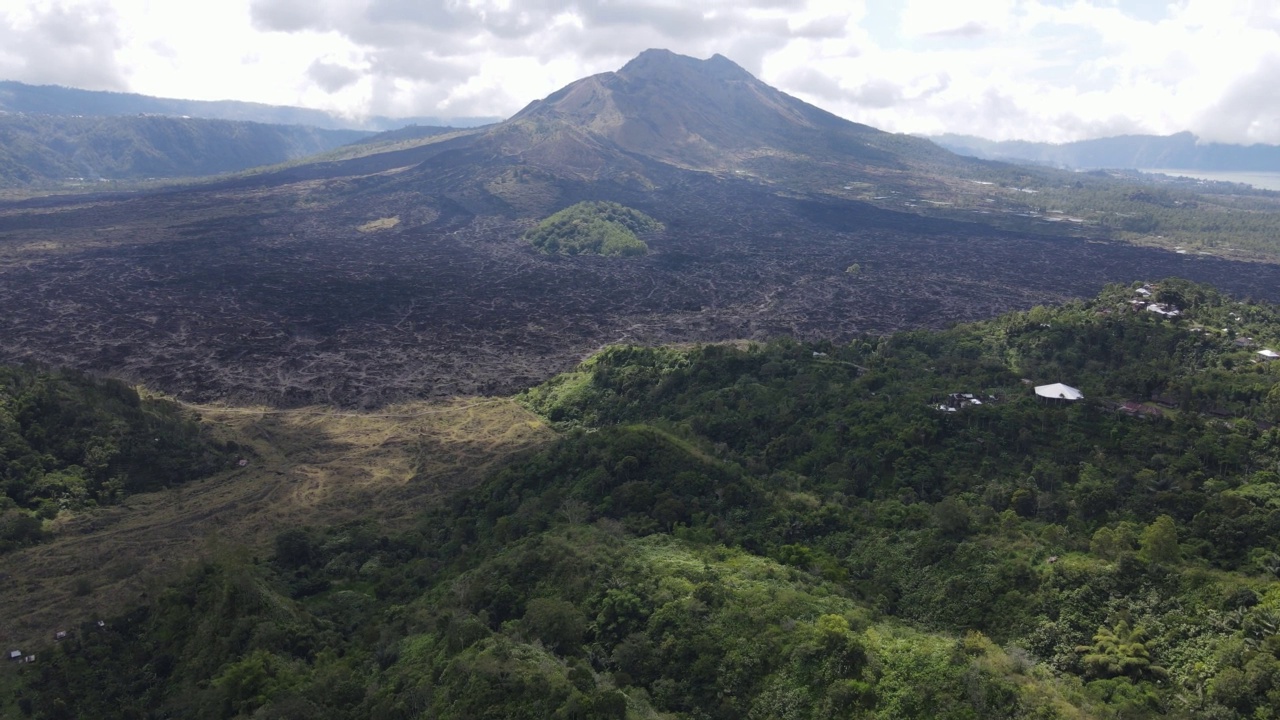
[491,49,909,175]
[383,49,967,194]
[1,50,1279,407]
[238,49,966,199]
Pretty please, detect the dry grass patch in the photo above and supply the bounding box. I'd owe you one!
[0,397,555,651]
[357,215,400,232]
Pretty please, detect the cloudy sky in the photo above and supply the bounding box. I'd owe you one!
[1,0,1277,143]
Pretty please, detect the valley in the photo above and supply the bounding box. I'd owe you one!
[3,168,1279,408]
[5,280,1280,718]
[3,48,1280,719]
[1,52,1279,411]
[0,395,552,653]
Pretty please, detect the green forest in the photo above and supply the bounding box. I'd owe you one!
[959,164,1280,258]
[7,280,1280,718]
[525,201,662,257]
[1021,181,1280,256]
[0,365,233,552]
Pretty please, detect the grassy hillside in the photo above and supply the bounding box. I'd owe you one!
[7,279,1280,718]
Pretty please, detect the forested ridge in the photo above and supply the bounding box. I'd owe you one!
[0,365,233,552]
[7,279,1280,718]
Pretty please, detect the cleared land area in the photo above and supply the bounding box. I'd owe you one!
[0,397,554,651]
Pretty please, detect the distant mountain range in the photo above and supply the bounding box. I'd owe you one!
[0,114,371,187]
[0,80,504,188]
[0,80,499,131]
[932,131,1280,172]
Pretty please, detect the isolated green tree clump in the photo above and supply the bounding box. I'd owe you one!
[524,201,661,257]
[1076,620,1168,681]
[1138,514,1180,564]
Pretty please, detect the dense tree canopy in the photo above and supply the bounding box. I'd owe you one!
[8,280,1280,718]
[0,365,232,552]
[524,201,661,257]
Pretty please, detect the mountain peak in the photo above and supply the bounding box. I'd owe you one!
[618,49,754,83]
[499,48,905,179]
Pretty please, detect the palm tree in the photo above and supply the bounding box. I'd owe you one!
[1076,620,1168,680]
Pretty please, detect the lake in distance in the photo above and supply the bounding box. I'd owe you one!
[1140,168,1280,191]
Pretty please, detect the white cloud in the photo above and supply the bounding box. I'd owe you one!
[0,1,127,90]
[1195,53,1280,144]
[308,60,363,93]
[899,0,1017,38]
[0,0,1278,143]
[776,0,1280,143]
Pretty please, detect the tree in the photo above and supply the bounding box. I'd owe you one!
[212,650,300,716]
[1076,620,1167,680]
[523,598,586,654]
[1138,515,1180,564]
[1010,488,1037,518]
[274,528,316,569]
[933,496,972,537]
[1090,527,1120,560]
[1154,286,1187,310]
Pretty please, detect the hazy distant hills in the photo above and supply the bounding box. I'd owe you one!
[0,113,372,186]
[0,79,504,188]
[0,80,499,131]
[933,131,1280,171]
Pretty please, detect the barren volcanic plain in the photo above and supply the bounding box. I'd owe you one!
[1,50,1279,407]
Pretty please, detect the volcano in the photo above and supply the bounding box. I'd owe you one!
[0,50,1277,407]
[368,48,963,196]
[494,49,915,173]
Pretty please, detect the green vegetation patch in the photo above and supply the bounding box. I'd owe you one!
[0,365,233,552]
[524,201,661,257]
[17,280,1280,719]
[10,523,1092,720]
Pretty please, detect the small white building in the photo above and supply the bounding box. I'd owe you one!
[1259,349,1280,361]
[1034,383,1084,401]
[1146,303,1182,317]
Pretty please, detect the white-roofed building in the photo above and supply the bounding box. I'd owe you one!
[1146,303,1181,317]
[1259,349,1280,361]
[1034,383,1084,401]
